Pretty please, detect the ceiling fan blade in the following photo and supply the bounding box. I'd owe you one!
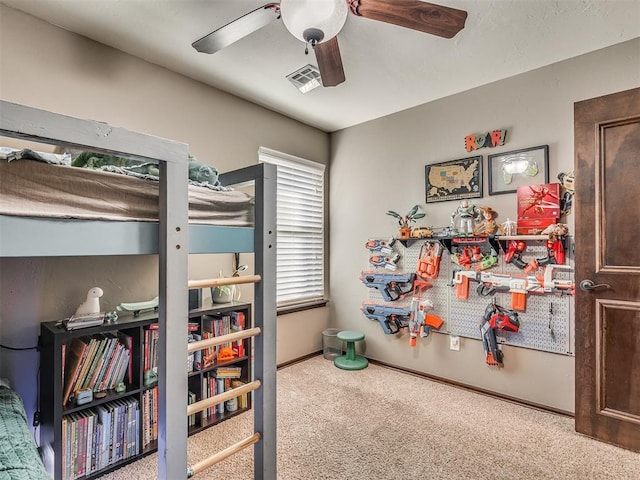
[314,37,346,87]
[349,0,467,39]
[192,3,281,54]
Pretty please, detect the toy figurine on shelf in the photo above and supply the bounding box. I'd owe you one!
[450,199,480,235]
[558,171,575,216]
[386,205,426,239]
[473,206,506,236]
[538,223,569,266]
[502,218,516,236]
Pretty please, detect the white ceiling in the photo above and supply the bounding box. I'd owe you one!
[3,0,639,132]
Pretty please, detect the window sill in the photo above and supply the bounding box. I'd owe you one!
[277,299,329,316]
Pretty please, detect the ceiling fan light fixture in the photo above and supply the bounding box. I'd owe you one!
[281,0,348,45]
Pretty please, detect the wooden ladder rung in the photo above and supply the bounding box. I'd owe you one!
[187,380,261,416]
[188,274,261,289]
[187,327,261,353]
[187,432,261,478]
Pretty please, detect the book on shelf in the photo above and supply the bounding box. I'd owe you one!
[148,322,199,331]
[187,333,203,373]
[62,333,134,406]
[143,328,160,375]
[231,380,248,409]
[80,335,107,391]
[73,337,99,400]
[215,366,242,378]
[216,378,225,414]
[142,387,158,449]
[187,391,197,428]
[93,334,118,392]
[117,331,133,384]
[201,316,216,368]
[62,338,89,405]
[63,312,105,331]
[99,342,122,392]
[230,311,246,357]
[191,333,202,371]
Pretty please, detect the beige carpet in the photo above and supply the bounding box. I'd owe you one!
[100,355,640,479]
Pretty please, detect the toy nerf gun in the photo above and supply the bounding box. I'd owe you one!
[534,237,565,268]
[408,299,444,347]
[504,240,536,272]
[360,271,415,302]
[369,252,401,271]
[416,241,443,280]
[361,302,412,334]
[365,237,396,255]
[453,264,574,311]
[480,300,520,366]
[504,239,565,272]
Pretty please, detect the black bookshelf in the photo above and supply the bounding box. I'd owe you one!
[40,302,252,480]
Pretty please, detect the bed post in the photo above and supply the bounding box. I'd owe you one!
[158,156,189,479]
[253,162,278,479]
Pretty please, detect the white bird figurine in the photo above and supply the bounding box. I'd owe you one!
[75,287,103,315]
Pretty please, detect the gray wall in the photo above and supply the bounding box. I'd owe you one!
[0,6,330,420]
[329,38,640,413]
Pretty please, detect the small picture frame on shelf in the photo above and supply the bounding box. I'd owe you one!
[488,145,549,195]
[425,155,482,203]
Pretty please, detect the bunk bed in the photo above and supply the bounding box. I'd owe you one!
[0,100,277,479]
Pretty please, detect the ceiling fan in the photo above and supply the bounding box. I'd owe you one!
[192,0,467,88]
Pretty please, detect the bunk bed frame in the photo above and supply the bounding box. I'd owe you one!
[0,100,277,479]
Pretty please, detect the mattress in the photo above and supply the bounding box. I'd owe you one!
[0,159,254,226]
[0,386,50,480]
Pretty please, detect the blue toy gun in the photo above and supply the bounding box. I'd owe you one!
[359,271,415,302]
[361,302,412,334]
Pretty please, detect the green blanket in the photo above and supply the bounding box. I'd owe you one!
[0,387,49,479]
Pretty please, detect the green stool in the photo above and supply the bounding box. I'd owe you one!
[334,330,368,370]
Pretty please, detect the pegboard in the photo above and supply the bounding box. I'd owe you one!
[363,237,574,356]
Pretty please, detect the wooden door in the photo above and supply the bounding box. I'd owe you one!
[574,87,640,451]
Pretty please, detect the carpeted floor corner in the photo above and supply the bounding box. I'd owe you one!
[100,355,640,479]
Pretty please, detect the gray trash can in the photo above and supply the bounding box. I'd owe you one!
[322,328,343,360]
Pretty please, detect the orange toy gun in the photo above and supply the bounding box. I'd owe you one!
[416,241,443,280]
[408,299,444,347]
[453,264,574,311]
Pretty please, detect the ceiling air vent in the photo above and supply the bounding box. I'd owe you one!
[286,64,322,93]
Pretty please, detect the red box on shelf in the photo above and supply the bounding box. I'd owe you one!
[517,183,561,220]
[516,218,557,235]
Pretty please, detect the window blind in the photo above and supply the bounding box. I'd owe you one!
[259,147,326,307]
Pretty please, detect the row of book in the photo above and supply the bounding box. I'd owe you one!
[144,323,200,375]
[140,370,248,449]
[62,333,132,406]
[201,369,247,419]
[61,397,139,480]
[143,313,246,377]
[142,387,158,449]
[201,312,246,368]
[141,388,200,449]
[145,326,204,376]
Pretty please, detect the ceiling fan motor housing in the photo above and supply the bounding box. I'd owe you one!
[303,28,324,46]
[281,0,348,44]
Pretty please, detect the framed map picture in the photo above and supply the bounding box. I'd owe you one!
[425,155,483,203]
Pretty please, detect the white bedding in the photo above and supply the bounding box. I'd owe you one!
[0,159,254,226]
